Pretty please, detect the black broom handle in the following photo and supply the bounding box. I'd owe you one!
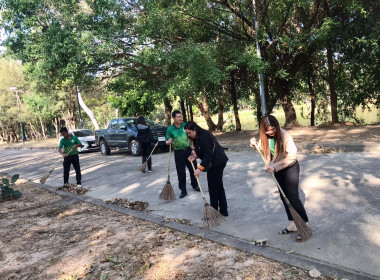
[254,143,288,200]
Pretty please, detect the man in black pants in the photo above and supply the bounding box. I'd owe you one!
[166,111,200,198]
[58,127,83,188]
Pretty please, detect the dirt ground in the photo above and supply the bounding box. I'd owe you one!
[0,183,336,280]
[215,124,380,147]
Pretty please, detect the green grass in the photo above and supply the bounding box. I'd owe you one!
[193,104,379,131]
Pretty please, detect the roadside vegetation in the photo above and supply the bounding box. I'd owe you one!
[0,0,379,142]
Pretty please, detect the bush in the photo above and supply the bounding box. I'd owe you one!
[0,174,22,199]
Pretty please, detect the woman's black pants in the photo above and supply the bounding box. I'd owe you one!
[140,142,152,170]
[206,163,228,215]
[274,161,309,222]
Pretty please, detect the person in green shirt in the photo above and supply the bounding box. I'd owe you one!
[166,110,200,198]
[58,127,83,188]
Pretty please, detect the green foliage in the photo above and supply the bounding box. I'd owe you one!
[0,174,22,199]
[1,0,379,132]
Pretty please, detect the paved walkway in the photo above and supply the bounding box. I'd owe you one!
[1,148,379,279]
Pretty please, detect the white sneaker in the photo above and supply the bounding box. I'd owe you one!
[148,170,152,173]
[76,184,82,188]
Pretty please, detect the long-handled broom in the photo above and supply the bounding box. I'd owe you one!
[159,144,175,200]
[253,143,312,241]
[40,147,73,184]
[138,142,158,172]
[190,161,227,229]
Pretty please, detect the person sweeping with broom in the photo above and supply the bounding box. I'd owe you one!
[58,127,83,188]
[185,121,229,217]
[165,111,200,198]
[250,115,311,241]
[137,116,155,173]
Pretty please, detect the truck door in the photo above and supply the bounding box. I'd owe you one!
[107,119,119,147]
[117,119,129,147]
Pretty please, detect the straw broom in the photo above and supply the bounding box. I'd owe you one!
[138,142,158,172]
[40,147,73,184]
[159,144,176,200]
[254,143,312,241]
[190,161,227,229]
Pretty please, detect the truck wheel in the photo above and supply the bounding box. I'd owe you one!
[100,140,110,155]
[130,140,141,157]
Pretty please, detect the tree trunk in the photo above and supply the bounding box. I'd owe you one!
[76,87,100,129]
[164,97,173,127]
[28,120,41,140]
[307,70,317,126]
[39,117,46,138]
[326,46,338,123]
[229,74,241,131]
[192,87,217,132]
[216,83,228,132]
[52,117,60,138]
[275,78,299,128]
[188,101,194,121]
[180,99,187,122]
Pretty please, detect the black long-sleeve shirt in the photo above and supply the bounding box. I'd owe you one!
[194,131,228,170]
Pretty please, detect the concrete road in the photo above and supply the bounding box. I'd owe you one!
[1,148,379,278]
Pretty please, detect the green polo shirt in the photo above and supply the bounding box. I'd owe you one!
[59,135,81,156]
[166,122,190,150]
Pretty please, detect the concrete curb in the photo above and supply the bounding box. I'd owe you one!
[29,181,378,280]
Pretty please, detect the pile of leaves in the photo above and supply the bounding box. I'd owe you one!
[312,146,342,154]
[57,183,89,195]
[106,198,150,213]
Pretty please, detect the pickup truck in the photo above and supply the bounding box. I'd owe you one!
[95,118,168,156]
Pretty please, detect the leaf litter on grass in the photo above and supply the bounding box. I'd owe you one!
[1,183,339,280]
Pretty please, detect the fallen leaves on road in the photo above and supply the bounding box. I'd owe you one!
[106,197,150,212]
[57,183,89,194]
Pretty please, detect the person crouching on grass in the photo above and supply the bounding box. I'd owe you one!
[184,121,229,217]
[58,127,83,188]
[250,115,309,242]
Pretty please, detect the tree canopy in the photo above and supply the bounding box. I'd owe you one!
[0,0,378,140]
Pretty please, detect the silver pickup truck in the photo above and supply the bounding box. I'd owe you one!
[95,118,168,156]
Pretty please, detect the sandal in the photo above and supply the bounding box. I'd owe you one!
[278,228,297,235]
[296,234,303,242]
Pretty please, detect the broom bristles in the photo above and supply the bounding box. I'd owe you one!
[39,170,53,184]
[138,161,147,172]
[202,203,227,229]
[159,181,176,200]
[288,205,313,241]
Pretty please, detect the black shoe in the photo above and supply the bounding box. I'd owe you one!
[193,186,200,192]
[179,193,187,199]
[219,211,228,217]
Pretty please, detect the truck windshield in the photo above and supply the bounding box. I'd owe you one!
[73,130,94,137]
[126,119,157,126]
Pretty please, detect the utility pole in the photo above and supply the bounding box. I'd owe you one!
[252,0,267,116]
[10,87,25,145]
